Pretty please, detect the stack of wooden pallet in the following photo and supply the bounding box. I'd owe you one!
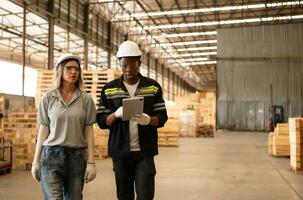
[93,125,109,159]
[270,123,290,156]
[3,109,38,170]
[289,118,303,172]
[158,118,179,147]
[36,69,121,107]
[82,69,121,106]
[35,70,55,108]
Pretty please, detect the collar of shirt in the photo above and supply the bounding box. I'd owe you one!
[52,88,82,106]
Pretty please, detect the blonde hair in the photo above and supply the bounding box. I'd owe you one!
[53,59,85,90]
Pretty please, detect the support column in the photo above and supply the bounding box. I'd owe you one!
[155,60,158,82]
[147,54,150,78]
[47,0,54,70]
[22,0,27,97]
[83,2,89,70]
[107,22,112,69]
[167,70,170,100]
[172,72,175,101]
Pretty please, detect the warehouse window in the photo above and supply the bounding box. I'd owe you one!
[0,60,37,97]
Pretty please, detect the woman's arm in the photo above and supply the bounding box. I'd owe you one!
[31,124,49,182]
[85,125,95,164]
[84,125,97,183]
[32,125,49,163]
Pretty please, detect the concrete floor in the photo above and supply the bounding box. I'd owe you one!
[0,131,303,200]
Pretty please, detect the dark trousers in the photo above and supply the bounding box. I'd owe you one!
[112,152,156,200]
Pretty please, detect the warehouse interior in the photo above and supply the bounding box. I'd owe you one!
[0,0,303,199]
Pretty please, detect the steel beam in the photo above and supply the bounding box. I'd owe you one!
[83,2,89,70]
[22,0,26,97]
[47,0,54,70]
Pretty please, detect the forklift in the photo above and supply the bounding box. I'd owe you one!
[267,105,284,132]
[266,84,285,132]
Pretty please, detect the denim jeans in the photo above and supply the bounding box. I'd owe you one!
[40,146,86,200]
[112,152,156,200]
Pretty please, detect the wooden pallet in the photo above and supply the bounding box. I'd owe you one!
[3,109,38,170]
[36,69,121,108]
[93,125,109,159]
[158,118,179,147]
[158,132,179,147]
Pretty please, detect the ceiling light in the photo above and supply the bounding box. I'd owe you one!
[168,57,209,63]
[187,61,217,65]
[118,1,303,19]
[131,14,303,31]
[141,31,217,39]
[164,52,217,58]
[151,40,217,47]
[166,46,217,52]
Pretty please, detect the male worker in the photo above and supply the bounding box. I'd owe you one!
[96,40,167,200]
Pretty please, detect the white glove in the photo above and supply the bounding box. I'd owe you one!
[131,113,151,125]
[31,162,40,182]
[84,163,97,183]
[114,107,123,118]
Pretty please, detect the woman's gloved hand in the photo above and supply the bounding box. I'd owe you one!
[84,163,97,183]
[31,162,41,182]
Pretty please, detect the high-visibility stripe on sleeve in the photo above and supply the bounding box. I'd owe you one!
[153,102,165,108]
[154,106,166,111]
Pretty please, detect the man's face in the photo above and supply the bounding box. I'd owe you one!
[119,57,141,84]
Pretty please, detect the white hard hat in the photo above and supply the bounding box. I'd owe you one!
[116,40,142,58]
[55,54,81,69]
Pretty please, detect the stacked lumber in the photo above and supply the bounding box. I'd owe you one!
[197,123,214,137]
[289,118,303,172]
[272,123,290,156]
[3,109,38,170]
[268,132,274,155]
[93,125,109,159]
[158,118,179,147]
[35,69,121,107]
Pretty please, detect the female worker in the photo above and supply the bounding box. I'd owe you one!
[31,54,97,200]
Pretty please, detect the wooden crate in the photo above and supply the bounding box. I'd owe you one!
[272,134,289,156]
[158,118,179,147]
[275,123,289,135]
[289,118,303,172]
[271,123,290,156]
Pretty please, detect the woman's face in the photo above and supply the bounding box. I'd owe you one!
[62,60,80,84]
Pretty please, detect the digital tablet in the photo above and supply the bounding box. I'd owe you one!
[122,97,144,121]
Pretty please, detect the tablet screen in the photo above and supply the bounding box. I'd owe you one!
[122,97,144,121]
